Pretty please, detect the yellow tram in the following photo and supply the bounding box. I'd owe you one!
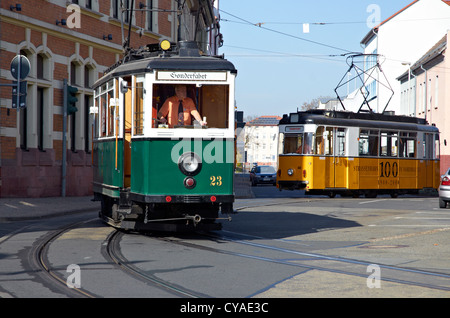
[277,110,440,198]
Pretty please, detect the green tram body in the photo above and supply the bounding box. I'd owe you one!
[92,41,237,231]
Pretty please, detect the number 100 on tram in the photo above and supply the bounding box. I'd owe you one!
[277,110,440,198]
[92,41,237,231]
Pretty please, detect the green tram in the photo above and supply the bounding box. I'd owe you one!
[92,41,237,231]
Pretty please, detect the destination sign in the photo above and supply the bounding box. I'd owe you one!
[156,71,227,81]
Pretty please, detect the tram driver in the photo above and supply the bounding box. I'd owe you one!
[157,85,207,128]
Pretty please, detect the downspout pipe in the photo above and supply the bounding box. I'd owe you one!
[420,65,427,122]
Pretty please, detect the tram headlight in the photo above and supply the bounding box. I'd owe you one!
[178,152,202,176]
[287,168,294,176]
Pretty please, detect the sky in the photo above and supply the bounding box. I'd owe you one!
[218,0,413,118]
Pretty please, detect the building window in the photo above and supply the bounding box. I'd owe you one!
[37,87,45,151]
[70,61,80,151]
[435,75,439,109]
[124,0,130,23]
[84,65,92,88]
[112,0,119,19]
[147,0,153,31]
[37,54,44,79]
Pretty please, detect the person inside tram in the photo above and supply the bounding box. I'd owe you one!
[157,85,207,128]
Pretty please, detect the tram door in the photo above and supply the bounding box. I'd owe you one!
[123,77,133,188]
[424,133,434,187]
[323,127,335,188]
[334,128,347,188]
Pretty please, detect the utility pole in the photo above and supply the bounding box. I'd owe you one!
[62,79,68,197]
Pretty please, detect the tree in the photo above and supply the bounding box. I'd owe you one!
[301,95,334,110]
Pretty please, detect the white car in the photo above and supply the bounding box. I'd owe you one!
[439,168,450,208]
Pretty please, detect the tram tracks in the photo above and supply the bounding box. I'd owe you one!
[15,218,203,298]
[3,204,450,297]
[27,219,98,298]
[146,231,450,294]
[104,230,206,298]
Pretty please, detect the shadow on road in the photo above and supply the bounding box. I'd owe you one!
[222,210,361,239]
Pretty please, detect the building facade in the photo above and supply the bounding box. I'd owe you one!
[359,0,450,115]
[0,0,220,197]
[398,31,450,174]
[244,116,281,170]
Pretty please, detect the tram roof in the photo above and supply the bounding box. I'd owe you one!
[94,43,236,88]
[279,110,439,132]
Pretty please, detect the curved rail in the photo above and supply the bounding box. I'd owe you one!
[104,229,207,298]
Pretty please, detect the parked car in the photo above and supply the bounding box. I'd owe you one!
[439,167,450,208]
[250,165,277,186]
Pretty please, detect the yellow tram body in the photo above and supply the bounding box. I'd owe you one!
[277,110,440,197]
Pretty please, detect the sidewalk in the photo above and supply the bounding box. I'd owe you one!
[0,174,254,221]
[0,196,99,222]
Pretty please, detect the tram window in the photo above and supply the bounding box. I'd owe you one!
[399,139,417,158]
[359,129,379,156]
[423,133,434,159]
[325,127,333,155]
[107,90,115,136]
[391,133,398,157]
[134,81,144,135]
[201,85,229,128]
[315,127,333,155]
[337,128,346,156]
[153,84,229,129]
[380,131,398,157]
[315,126,325,155]
[435,134,440,159]
[100,94,107,137]
[95,80,116,138]
[282,134,303,154]
[303,133,313,154]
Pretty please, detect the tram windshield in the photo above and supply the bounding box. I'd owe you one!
[279,132,314,155]
[152,84,229,129]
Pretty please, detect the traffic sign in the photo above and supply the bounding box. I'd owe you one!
[10,55,30,80]
[12,80,27,108]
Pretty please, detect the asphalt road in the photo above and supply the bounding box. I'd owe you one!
[231,185,450,297]
[1,187,450,300]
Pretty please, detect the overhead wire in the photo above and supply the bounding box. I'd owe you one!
[222,44,349,64]
[219,9,357,54]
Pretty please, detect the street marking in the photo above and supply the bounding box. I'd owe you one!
[359,199,388,205]
[369,227,450,242]
[395,216,450,220]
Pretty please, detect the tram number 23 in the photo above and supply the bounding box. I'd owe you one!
[379,161,398,178]
[210,176,223,186]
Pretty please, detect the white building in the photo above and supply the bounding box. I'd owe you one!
[244,116,281,169]
[397,31,450,174]
[357,0,450,115]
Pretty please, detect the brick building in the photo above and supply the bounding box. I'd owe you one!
[0,0,220,197]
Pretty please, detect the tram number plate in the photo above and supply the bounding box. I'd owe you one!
[210,176,223,186]
[379,161,398,178]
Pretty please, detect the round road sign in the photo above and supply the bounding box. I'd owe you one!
[10,55,31,80]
